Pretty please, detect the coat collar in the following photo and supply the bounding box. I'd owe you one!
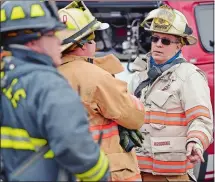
[7,44,55,67]
[132,52,185,73]
[132,52,151,72]
[62,54,124,74]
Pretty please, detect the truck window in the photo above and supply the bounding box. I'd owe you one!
[195,4,213,53]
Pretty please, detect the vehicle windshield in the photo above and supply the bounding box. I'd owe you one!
[195,3,214,53]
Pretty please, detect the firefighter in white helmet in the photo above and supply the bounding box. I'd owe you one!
[128,4,213,182]
[57,1,145,181]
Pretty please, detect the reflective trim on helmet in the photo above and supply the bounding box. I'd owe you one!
[10,6,26,20]
[1,1,66,34]
[62,18,97,45]
[30,4,45,17]
[0,9,6,22]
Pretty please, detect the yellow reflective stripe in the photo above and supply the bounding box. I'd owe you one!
[2,139,54,159]
[75,151,108,181]
[44,150,55,158]
[1,126,54,158]
[10,6,26,20]
[91,154,108,181]
[31,138,47,146]
[1,71,5,79]
[0,9,6,22]
[1,139,35,150]
[30,4,45,17]
[2,127,47,145]
[1,127,29,137]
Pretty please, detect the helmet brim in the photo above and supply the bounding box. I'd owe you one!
[97,23,109,30]
[59,21,109,52]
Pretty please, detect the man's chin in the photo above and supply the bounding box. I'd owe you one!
[152,55,166,64]
[53,58,63,67]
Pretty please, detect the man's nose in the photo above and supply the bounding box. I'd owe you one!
[57,37,63,45]
[54,31,63,44]
[156,38,163,47]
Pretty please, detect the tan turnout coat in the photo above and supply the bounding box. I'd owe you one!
[128,53,213,176]
[58,54,145,181]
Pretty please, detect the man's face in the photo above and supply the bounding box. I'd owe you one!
[85,40,96,57]
[69,40,96,57]
[151,32,182,64]
[26,31,62,67]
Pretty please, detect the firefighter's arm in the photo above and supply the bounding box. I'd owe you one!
[34,73,110,181]
[181,71,213,153]
[128,72,141,94]
[93,73,145,129]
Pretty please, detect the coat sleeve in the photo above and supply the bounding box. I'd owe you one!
[93,73,145,129]
[181,70,213,152]
[31,72,109,181]
[128,72,142,95]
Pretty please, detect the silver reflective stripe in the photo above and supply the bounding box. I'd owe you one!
[138,160,152,166]
[145,115,186,122]
[91,126,118,137]
[153,164,186,169]
[57,168,69,181]
[1,135,31,142]
[138,160,191,169]
[186,109,210,118]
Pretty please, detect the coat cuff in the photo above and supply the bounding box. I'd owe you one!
[186,138,204,153]
[187,130,210,151]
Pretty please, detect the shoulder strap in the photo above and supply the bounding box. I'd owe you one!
[134,58,186,98]
[134,78,150,98]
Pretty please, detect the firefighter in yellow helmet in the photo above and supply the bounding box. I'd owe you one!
[57,1,145,181]
[0,1,110,181]
[128,5,213,182]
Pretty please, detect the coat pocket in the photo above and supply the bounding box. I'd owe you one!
[150,90,172,109]
[150,136,187,161]
[107,152,139,180]
[150,90,182,112]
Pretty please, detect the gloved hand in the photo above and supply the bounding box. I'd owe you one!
[118,125,144,152]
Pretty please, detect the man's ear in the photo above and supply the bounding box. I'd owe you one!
[25,41,33,47]
[81,43,87,50]
[177,43,183,51]
[25,40,41,52]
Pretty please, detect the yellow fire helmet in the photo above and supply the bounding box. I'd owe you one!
[57,0,109,52]
[141,5,197,45]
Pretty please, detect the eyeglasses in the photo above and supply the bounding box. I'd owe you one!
[151,35,180,46]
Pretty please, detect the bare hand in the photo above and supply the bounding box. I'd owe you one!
[186,142,204,164]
